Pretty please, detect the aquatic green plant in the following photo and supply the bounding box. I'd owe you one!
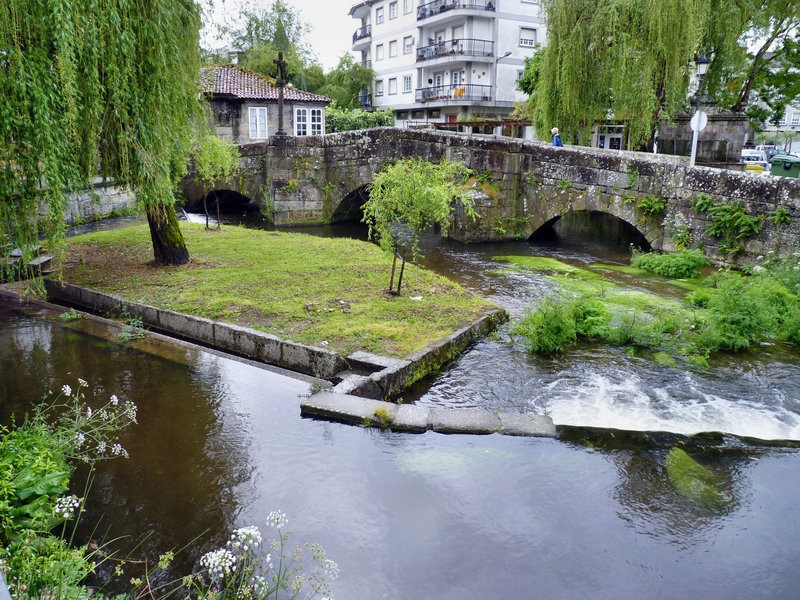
[630,249,710,279]
[514,296,578,353]
[665,447,731,512]
[119,316,147,342]
[373,406,396,428]
[57,308,82,322]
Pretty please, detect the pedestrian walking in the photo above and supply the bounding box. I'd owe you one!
[551,127,563,147]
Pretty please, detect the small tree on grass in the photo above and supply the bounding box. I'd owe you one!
[362,158,477,293]
[193,134,242,229]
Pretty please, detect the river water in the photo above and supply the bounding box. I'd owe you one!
[2,211,799,598]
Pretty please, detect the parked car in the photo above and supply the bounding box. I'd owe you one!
[740,149,769,172]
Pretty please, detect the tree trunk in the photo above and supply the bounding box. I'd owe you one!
[146,202,190,265]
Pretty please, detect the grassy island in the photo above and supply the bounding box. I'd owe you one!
[60,223,498,358]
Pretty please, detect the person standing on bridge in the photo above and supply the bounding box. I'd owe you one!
[551,127,563,147]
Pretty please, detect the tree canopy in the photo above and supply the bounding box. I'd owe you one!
[362,159,476,260]
[320,54,375,110]
[523,0,800,147]
[1,0,205,273]
[220,0,324,92]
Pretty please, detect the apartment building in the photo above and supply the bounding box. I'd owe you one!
[349,0,545,129]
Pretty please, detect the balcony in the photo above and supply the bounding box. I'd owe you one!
[415,83,492,104]
[362,59,372,67]
[352,24,372,50]
[417,0,496,21]
[417,38,493,62]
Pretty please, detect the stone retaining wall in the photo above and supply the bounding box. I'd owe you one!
[44,279,507,397]
[63,178,138,225]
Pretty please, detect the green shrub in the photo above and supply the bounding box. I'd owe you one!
[702,275,779,351]
[514,296,577,353]
[630,249,710,278]
[571,296,612,338]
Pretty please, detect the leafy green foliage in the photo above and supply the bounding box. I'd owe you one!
[219,0,322,91]
[693,195,764,255]
[770,206,792,228]
[1,0,204,273]
[321,54,376,110]
[636,195,668,216]
[631,250,710,278]
[362,158,476,259]
[528,0,736,148]
[514,297,578,353]
[325,105,395,132]
[194,135,241,191]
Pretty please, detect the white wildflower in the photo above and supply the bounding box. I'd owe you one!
[266,510,288,528]
[54,495,81,519]
[323,559,339,580]
[199,548,236,581]
[228,526,262,554]
[86,406,92,419]
[62,384,72,397]
[110,394,119,406]
[124,401,138,424]
[111,444,129,458]
[78,378,87,387]
[97,441,106,454]
[74,432,86,448]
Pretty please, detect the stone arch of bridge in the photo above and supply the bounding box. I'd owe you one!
[330,183,370,223]
[529,210,653,251]
[523,192,663,250]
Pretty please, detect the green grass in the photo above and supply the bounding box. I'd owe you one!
[62,223,497,358]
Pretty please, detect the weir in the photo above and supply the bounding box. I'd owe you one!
[178,128,800,264]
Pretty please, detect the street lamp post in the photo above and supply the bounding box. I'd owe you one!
[689,53,711,167]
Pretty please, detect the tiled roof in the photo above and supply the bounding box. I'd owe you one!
[201,64,331,104]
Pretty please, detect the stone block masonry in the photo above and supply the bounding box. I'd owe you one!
[178,128,800,265]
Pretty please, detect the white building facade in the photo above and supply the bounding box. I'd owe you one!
[349,0,545,129]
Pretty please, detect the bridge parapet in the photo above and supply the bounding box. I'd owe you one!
[177,128,800,263]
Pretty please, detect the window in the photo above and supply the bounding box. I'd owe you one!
[248,107,268,139]
[388,78,397,95]
[294,108,324,136]
[389,2,398,19]
[403,0,412,13]
[451,71,461,86]
[376,44,384,60]
[376,6,384,24]
[375,80,384,96]
[792,111,800,126]
[403,36,413,54]
[519,28,537,47]
[389,40,398,57]
[294,108,307,136]
[403,75,412,93]
[397,111,409,120]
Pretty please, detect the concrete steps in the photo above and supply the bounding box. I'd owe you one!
[301,391,556,437]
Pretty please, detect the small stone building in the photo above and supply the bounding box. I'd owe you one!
[201,64,331,143]
[657,103,748,165]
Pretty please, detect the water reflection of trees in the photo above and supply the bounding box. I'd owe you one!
[0,309,253,592]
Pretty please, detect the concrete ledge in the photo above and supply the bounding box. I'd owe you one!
[44,280,349,379]
[300,391,555,438]
[43,281,506,397]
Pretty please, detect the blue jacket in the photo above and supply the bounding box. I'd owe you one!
[552,135,563,147]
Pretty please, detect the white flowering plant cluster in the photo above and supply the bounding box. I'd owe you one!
[37,378,138,464]
[0,378,137,599]
[183,511,338,600]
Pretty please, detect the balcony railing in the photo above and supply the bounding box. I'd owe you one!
[416,83,492,103]
[352,24,372,44]
[417,0,496,21]
[417,38,493,62]
[363,59,372,67]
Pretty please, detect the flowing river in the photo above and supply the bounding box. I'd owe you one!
[2,210,799,598]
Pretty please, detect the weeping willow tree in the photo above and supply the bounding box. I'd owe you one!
[529,0,747,149]
[0,0,205,277]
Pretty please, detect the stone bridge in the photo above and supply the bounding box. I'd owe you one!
[177,128,800,262]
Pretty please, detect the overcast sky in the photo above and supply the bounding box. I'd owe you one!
[203,0,358,71]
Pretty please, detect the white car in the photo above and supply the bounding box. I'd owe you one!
[740,149,769,173]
